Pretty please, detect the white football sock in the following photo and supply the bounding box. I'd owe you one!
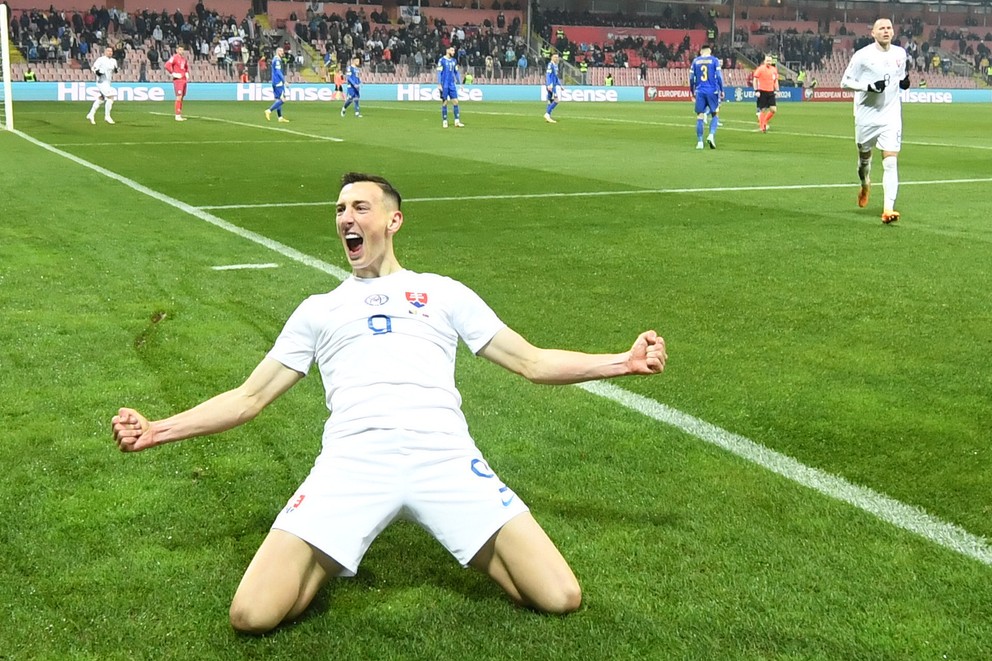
[882,156,898,210]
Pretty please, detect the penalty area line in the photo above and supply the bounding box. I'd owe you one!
[13,127,992,568]
[12,128,351,282]
[148,111,345,142]
[197,177,992,209]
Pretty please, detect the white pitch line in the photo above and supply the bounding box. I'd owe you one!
[52,139,327,147]
[580,381,992,565]
[212,262,280,270]
[149,111,345,142]
[197,177,992,210]
[13,127,992,567]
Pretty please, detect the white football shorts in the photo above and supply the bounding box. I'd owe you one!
[271,428,529,576]
[855,121,902,153]
[96,81,117,98]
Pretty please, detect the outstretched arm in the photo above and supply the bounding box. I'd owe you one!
[478,327,667,385]
[112,357,304,452]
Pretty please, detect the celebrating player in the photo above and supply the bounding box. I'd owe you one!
[264,47,290,123]
[437,45,464,128]
[341,55,362,118]
[112,172,668,634]
[164,45,190,122]
[689,44,723,149]
[753,54,779,133]
[544,51,562,123]
[87,46,119,125]
[841,18,910,223]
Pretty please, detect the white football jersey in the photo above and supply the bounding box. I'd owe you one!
[91,55,119,83]
[267,270,506,441]
[841,43,908,128]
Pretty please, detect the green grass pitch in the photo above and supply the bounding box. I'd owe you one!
[2,99,991,659]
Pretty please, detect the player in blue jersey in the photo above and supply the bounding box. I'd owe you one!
[265,47,290,123]
[437,46,464,128]
[689,44,723,149]
[544,52,563,123]
[341,55,363,118]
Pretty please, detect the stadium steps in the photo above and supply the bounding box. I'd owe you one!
[297,40,324,82]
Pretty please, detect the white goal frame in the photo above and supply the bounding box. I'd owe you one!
[1,3,14,130]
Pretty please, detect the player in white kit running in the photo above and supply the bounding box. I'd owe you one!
[112,172,669,634]
[87,46,119,125]
[841,18,910,223]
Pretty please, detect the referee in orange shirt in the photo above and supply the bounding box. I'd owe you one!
[753,54,779,133]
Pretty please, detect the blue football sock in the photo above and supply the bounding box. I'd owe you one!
[442,106,448,120]
[696,119,704,140]
[453,106,459,119]
[709,115,719,135]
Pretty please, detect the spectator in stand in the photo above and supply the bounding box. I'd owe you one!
[152,23,163,51]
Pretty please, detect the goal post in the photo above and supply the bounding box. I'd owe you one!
[1,3,14,130]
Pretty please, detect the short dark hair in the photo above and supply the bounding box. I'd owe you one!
[340,172,402,209]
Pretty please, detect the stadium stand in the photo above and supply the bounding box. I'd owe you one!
[4,1,989,87]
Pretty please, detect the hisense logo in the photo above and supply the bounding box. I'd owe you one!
[57,83,165,101]
[396,84,483,101]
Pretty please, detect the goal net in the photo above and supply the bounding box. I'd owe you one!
[1,3,13,130]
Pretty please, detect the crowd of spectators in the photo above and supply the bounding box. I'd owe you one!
[742,18,988,82]
[5,1,989,84]
[289,4,530,79]
[7,2,267,80]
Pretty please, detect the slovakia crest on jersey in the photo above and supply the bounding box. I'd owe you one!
[406,292,428,308]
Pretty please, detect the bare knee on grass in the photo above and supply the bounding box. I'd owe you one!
[228,529,341,634]
[470,512,582,615]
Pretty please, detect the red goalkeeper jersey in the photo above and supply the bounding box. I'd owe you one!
[165,53,190,80]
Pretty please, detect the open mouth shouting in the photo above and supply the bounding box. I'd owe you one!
[344,232,364,260]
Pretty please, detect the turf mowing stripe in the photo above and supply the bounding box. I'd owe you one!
[196,177,992,209]
[14,127,992,568]
[394,106,992,150]
[579,380,992,566]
